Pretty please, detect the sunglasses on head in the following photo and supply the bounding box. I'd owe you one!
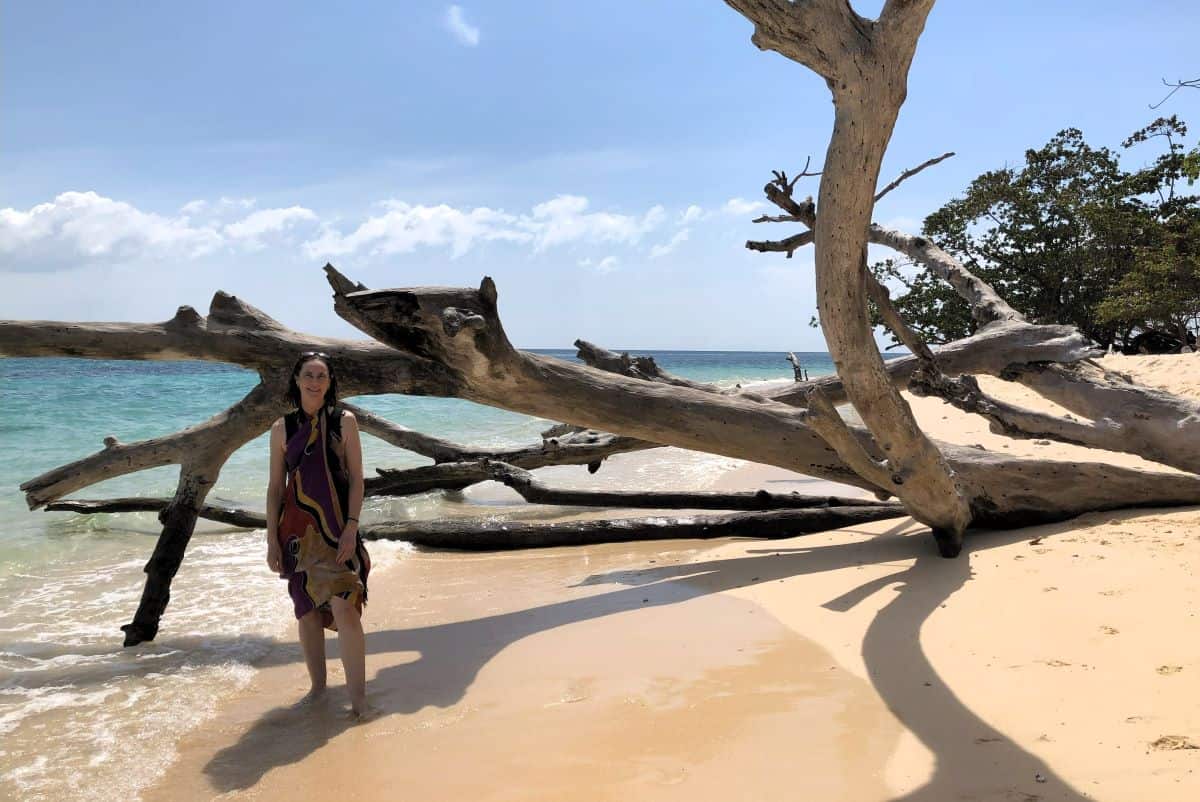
[299,351,331,359]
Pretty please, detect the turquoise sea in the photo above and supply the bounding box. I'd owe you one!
[0,349,835,801]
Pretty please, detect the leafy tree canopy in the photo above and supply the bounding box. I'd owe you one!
[870,116,1200,352]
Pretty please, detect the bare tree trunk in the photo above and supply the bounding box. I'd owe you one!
[726,0,971,553]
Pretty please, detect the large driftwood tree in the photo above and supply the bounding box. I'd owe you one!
[730,0,974,547]
[7,0,1200,644]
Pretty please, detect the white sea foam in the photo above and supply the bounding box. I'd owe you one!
[0,526,297,801]
[0,515,421,802]
[715,376,795,393]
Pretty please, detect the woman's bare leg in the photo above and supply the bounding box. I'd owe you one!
[329,595,370,716]
[297,609,327,699]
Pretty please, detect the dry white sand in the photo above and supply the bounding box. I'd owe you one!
[147,354,1200,801]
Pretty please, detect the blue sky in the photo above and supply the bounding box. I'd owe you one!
[2,1,1197,349]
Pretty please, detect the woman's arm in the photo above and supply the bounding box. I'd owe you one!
[336,411,366,563]
[265,419,285,572]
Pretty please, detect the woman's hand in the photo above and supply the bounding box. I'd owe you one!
[336,521,359,564]
[266,539,282,574]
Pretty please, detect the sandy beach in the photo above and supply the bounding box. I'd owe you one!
[146,354,1200,802]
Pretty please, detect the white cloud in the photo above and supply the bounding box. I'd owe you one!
[0,192,319,271]
[679,205,704,225]
[305,194,665,260]
[180,199,209,216]
[223,206,318,249]
[181,196,256,219]
[649,228,689,259]
[525,195,664,252]
[722,197,766,216]
[444,5,480,47]
[0,191,223,271]
[304,201,529,259]
[880,215,921,235]
[0,189,670,271]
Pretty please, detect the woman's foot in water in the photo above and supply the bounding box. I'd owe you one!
[293,684,327,708]
[349,696,380,722]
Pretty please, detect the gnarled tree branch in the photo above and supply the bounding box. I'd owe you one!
[874,150,955,202]
[723,0,870,82]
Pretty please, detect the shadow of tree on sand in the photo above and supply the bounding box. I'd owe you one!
[205,525,1092,801]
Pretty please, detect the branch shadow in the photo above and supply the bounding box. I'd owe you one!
[203,523,1093,800]
[860,544,1088,801]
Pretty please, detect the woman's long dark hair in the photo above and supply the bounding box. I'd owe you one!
[287,352,339,410]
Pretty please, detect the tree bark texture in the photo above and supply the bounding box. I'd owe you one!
[364,506,909,550]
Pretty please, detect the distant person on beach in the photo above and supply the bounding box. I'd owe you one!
[265,351,373,718]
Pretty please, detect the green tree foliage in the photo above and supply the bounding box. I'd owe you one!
[870,117,1200,351]
[1096,118,1200,345]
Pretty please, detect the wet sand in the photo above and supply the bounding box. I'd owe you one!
[147,355,1200,801]
[145,536,903,802]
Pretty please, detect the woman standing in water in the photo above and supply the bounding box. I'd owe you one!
[265,351,373,717]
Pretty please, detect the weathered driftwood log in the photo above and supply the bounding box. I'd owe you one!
[327,268,880,495]
[998,361,1200,474]
[765,323,1098,407]
[47,497,269,529]
[575,340,732,393]
[346,401,655,468]
[865,218,1200,473]
[363,506,909,550]
[785,352,808,382]
[47,474,906,553]
[578,323,1100,408]
[21,382,281,509]
[325,268,1200,540]
[357,429,658,498]
[485,460,889,510]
